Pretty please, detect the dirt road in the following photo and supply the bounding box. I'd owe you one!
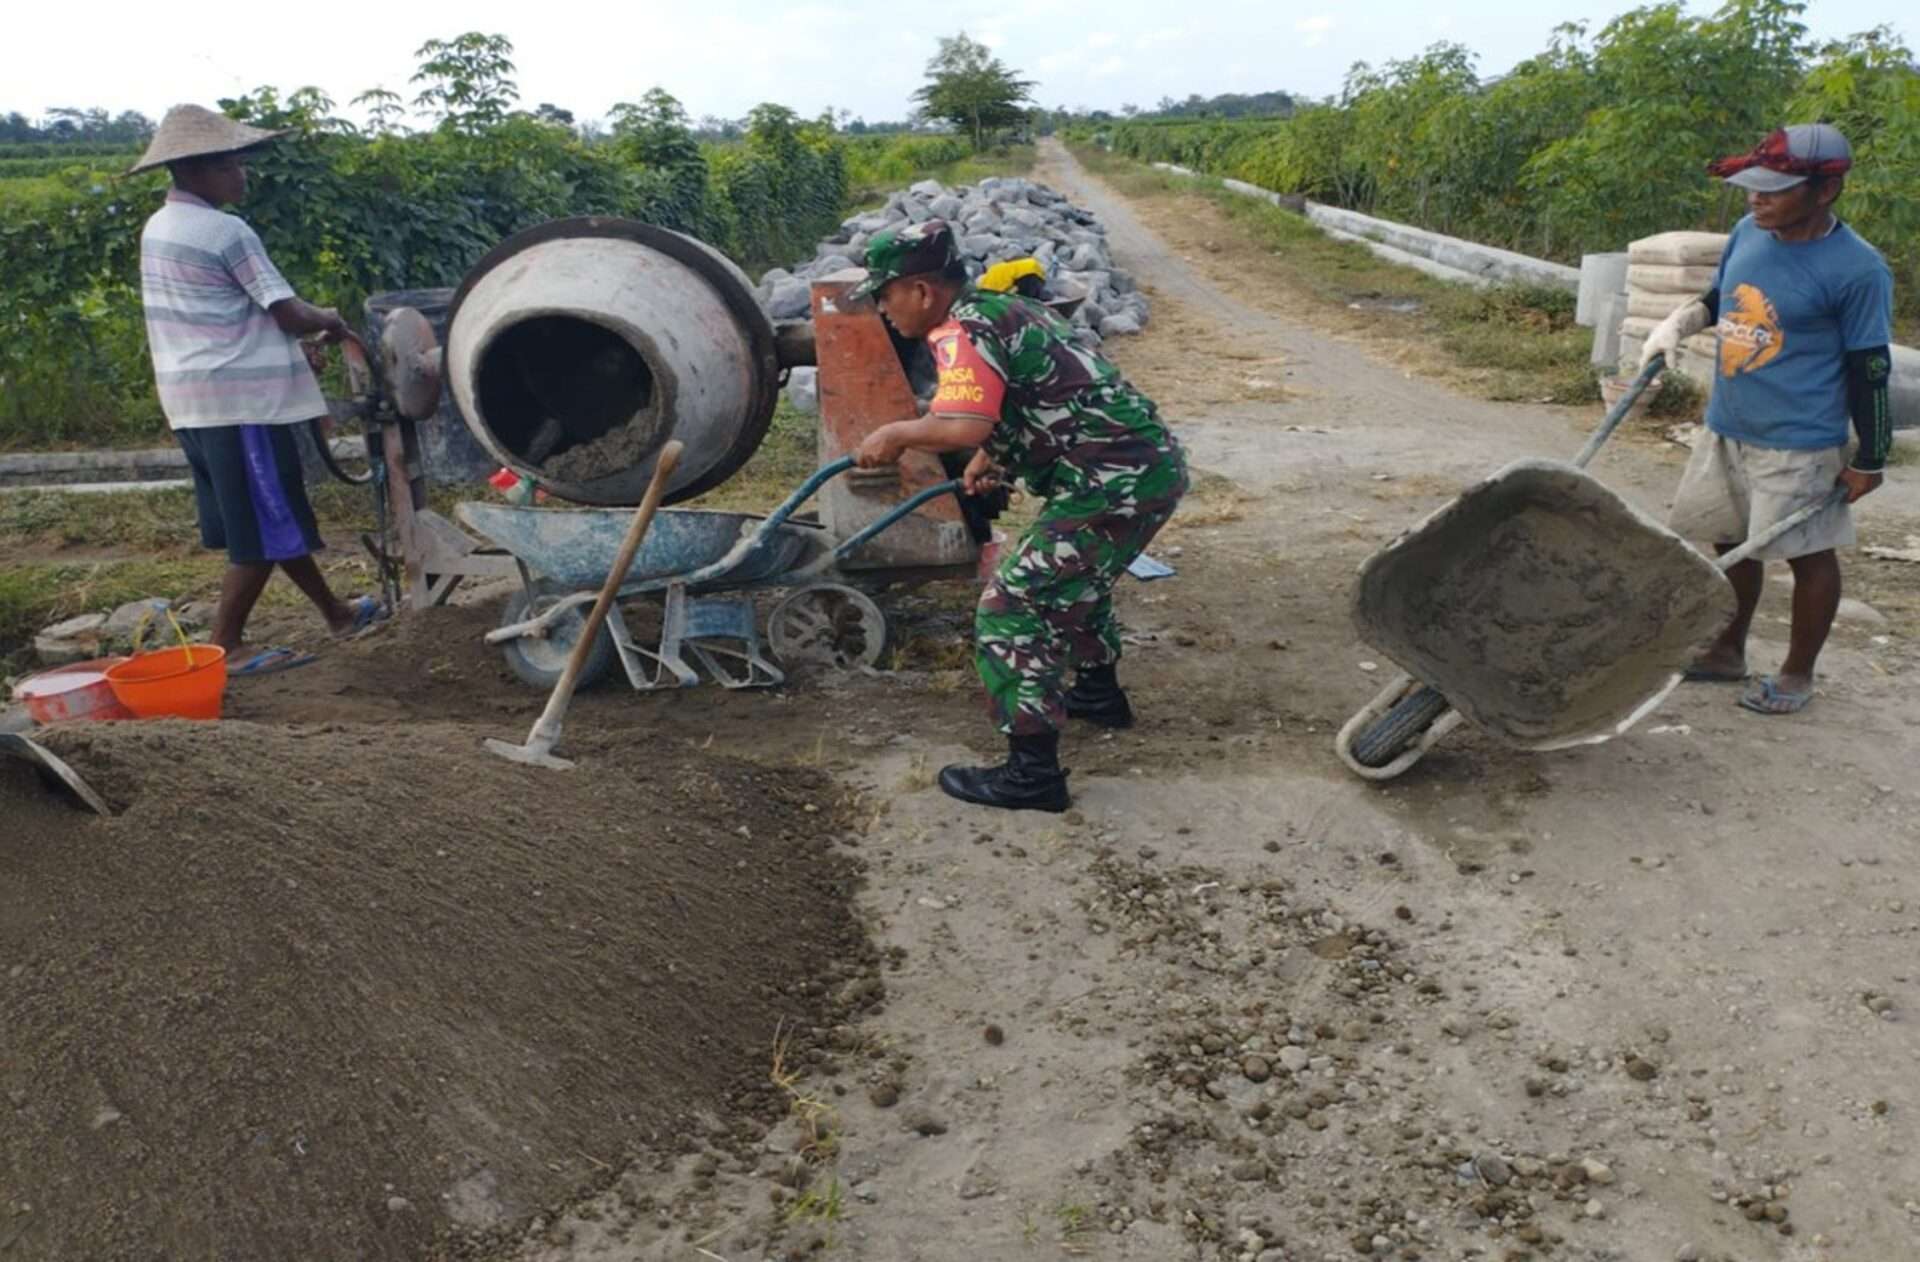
[26,141,1904,1262]
[495,140,1920,1262]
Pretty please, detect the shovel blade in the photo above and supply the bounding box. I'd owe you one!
[0,732,113,815]
[482,736,575,770]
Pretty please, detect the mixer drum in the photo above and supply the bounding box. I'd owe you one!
[445,217,782,505]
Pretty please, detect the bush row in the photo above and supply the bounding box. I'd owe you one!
[0,96,971,447]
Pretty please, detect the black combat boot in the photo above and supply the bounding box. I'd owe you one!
[1064,663,1134,729]
[938,732,1070,813]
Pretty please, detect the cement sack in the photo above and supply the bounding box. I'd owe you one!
[1628,263,1719,295]
[1628,290,1703,321]
[1627,231,1727,267]
[1616,322,1718,377]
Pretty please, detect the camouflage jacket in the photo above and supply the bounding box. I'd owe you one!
[928,288,1182,503]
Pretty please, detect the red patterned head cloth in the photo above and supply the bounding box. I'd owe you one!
[1708,124,1852,192]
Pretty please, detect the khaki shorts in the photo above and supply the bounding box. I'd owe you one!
[1667,433,1852,562]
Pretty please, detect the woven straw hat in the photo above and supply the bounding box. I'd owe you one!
[127,104,288,175]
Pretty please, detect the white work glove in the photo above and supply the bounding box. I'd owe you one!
[1638,299,1710,374]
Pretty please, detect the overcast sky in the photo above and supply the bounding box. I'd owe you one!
[5,0,1904,129]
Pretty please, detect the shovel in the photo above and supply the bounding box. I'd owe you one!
[484,441,682,770]
[0,732,113,815]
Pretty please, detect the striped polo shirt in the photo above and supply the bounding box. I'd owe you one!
[139,190,327,429]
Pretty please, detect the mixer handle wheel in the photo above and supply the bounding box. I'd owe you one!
[309,335,377,486]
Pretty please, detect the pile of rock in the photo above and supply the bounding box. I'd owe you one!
[756,177,1150,345]
[32,598,213,667]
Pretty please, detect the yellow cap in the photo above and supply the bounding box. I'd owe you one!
[979,258,1046,293]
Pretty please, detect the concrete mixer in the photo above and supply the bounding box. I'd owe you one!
[330,215,984,682]
[446,217,783,506]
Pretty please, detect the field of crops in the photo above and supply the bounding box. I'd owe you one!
[0,84,1007,449]
[1088,1,1918,328]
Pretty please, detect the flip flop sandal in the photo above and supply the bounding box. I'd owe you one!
[333,595,391,641]
[230,646,319,678]
[1738,675,1812,715]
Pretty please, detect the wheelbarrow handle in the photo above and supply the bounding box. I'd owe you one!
[1571,352,1665,470]
[1713,486,1849,571]
[668,456,860,590]
[827,478,965,565]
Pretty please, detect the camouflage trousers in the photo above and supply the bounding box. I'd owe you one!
[975,458,1188,735]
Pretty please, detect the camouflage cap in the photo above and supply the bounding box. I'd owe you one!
[850,219,960,300]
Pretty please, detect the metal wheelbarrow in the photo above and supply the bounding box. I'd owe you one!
[460,457,964,692]
[1335,354,1847,781]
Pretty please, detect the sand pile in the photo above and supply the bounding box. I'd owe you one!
[0,718,871,1260]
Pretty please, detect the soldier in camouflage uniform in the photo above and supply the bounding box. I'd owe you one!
[851,220,1187,813]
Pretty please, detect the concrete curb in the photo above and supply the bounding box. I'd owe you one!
[1149,162,1580,292]
[0,437,365,488]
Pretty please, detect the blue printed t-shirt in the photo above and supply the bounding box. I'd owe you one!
[1704,214,1894,450]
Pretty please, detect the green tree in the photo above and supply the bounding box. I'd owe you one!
[411,32,519,133]
[354,87,408,136]
[1523,0,1809,249]
[913,32,1034,149]
[610,89,712,233]
[1790,26,1920,303]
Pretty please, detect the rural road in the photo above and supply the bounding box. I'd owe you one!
[519,140,1920,1262]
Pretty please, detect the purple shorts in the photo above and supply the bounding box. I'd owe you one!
[175,423,323,564]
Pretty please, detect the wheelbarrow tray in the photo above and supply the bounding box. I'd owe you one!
[457,501,818,593]
[1352,459,1735,750]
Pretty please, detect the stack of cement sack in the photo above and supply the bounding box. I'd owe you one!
[756,177,1150,345]
[1617,231,1726,380]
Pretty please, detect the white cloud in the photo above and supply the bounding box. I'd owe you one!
[1134,27,1183,50]
[1090,55,1130,78]
[1087,31,1119,49]
[1296,15,1337,48]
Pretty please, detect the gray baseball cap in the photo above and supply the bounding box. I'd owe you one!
[1713,123,1852,192]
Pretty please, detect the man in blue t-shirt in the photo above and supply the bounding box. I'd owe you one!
[1640,123,1895,716]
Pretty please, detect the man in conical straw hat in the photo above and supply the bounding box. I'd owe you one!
[132,105,385,676]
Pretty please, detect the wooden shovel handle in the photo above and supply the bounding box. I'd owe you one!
[531,442,682,728]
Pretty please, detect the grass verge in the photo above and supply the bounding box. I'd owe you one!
[0,478,404,677]
[1068,145,1603,409]
[1,558,219,678]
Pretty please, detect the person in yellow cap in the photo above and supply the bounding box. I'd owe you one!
[130,105,385,676]
[978,257,1049,300]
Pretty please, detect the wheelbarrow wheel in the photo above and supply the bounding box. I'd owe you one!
[767,584,887,671]
[1351,685,1450,768]
[497,585,617,692]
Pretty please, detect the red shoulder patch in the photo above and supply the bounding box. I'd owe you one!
[926,321,1005,420]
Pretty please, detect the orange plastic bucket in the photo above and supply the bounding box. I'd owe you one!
[107,645,227,719]
[104,607,227,720]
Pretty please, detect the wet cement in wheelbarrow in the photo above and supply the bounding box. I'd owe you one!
[0,719,875,1262]
[1354,464,1735,746]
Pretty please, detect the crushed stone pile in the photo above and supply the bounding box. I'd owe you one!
[758,176,1150,344]
[0,719,873,1261]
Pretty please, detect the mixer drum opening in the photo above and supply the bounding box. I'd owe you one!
[446,218,783,505]
[476,316,663,482]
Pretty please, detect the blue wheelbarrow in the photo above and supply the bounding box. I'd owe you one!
[462,457,966,691]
